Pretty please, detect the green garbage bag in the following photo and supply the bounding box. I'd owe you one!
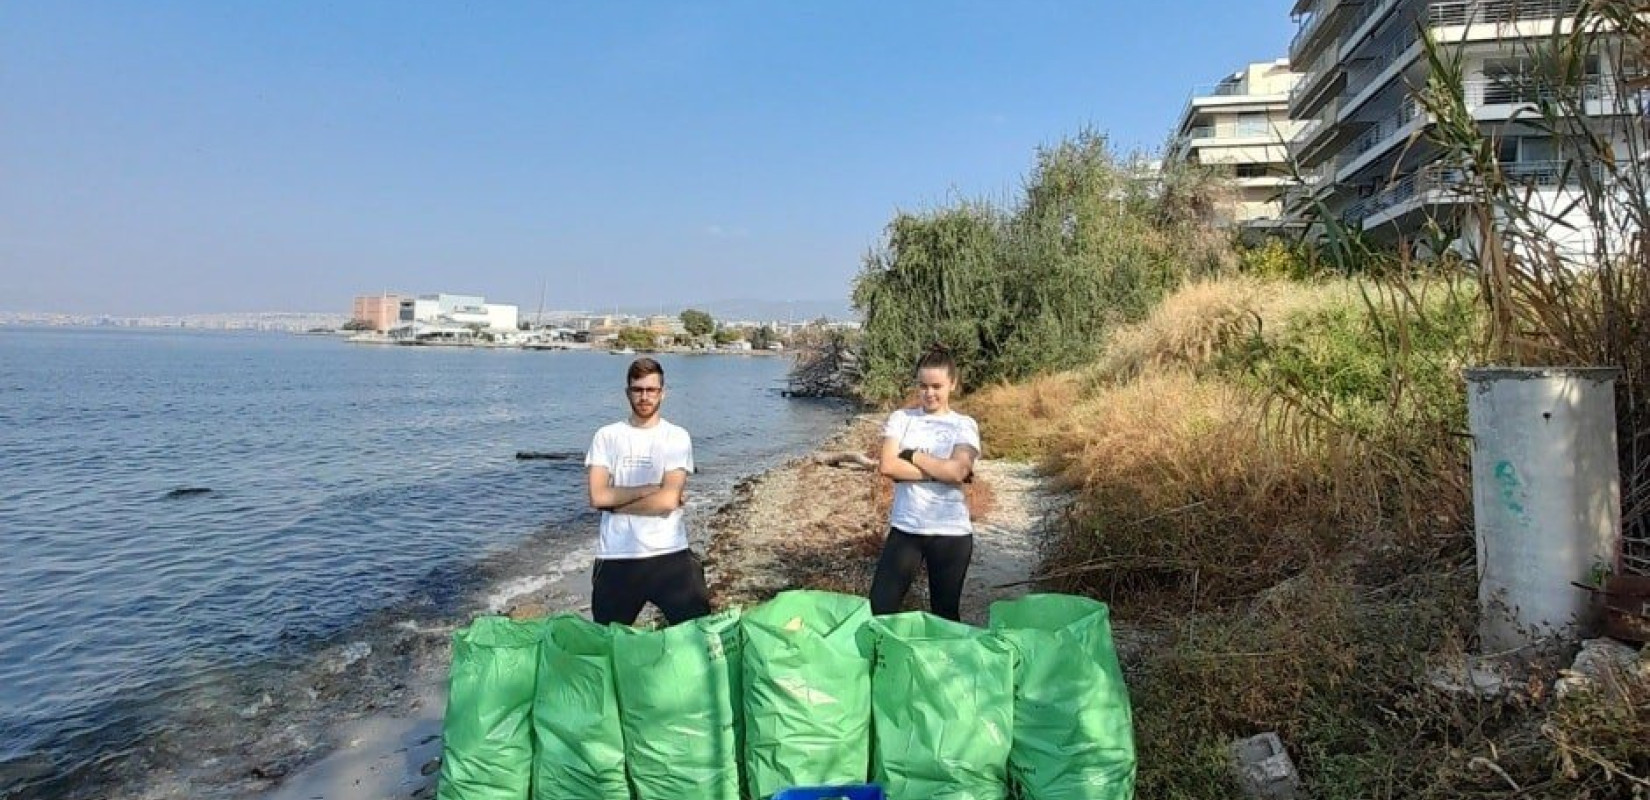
[532,615,628,800]
[438,616,540,800]
[990,595,1136,800]
[612,609,743,800]
[869,611,1016,800]
[742,590,873,800]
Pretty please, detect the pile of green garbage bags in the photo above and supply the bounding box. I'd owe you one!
[436,592,1135,800]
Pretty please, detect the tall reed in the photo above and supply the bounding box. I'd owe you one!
[1409,3,1650,572]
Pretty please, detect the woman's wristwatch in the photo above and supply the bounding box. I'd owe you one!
[898,448,917,463]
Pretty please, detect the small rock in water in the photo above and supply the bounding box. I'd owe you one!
[164,487,213,499]
[239,692,274,719]
[327,641,372,674]
[250,760,291,781]
[421,757,442,776]
[0,753,57,788]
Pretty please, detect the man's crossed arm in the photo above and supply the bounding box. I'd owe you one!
[587,466,688,517]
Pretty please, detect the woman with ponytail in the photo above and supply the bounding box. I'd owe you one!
[869,345,981,621]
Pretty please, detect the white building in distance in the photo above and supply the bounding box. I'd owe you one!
[396,294,519,332]
[1168,59,1305,232]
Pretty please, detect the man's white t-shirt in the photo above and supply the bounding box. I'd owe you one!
[585,419,694,559]
[883,408,981,537]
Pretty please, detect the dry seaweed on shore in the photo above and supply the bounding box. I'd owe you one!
[704,415,886,607]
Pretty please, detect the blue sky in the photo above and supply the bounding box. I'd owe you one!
[1,1,1295,316]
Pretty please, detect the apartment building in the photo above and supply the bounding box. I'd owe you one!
[1168,59,1306,231]
[1285,0,1642,254]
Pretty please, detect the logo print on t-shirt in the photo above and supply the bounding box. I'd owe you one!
[616,453,656,486]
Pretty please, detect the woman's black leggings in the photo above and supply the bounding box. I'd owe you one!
[869,527,974,621]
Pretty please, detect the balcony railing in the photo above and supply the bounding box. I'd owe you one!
[1291,11,1320,57]
[1428,0,1584,27]
[1292,0,1371,59]
[1184,122,1292,140]
[1344,100,1423,159]
[1303,40,1341,83]
[1283,165,1333,208]
[1193,81,1254,98]
[1497,159,1606,187]
[1343,159,1604,225]
[1294,118,1325,145]
[1343,166,1454,225]
[1289,94,1345,159]
[1344,32,1419,97]
[1289,43,1345,110]
[1462,75,1616,107]
[1340,0,1406,57]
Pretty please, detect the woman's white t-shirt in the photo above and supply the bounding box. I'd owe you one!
[883,408,981,537]
[585,419,694,559]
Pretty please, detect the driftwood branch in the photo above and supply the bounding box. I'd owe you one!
[813,451,877,470]
[515,451,582,461]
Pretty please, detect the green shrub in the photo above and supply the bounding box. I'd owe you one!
[1237,238,1321,281]
[852,130,1231,404]
[1218,279,1481,440]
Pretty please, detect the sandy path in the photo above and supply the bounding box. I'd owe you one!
[706,413,1067,625]
[958,459,1064,624]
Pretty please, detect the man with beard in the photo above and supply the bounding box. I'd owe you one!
[584,357,709,625]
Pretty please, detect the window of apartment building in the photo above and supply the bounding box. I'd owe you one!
[1483,55,1602,104]
[1496,136,1557,164]
[1484,57,1535,80]
[1234,163,1276,178]
[1484,58,1536,104]
[1235,113,1270,137]
[1623,54,1647,82]
[1483,56,1598,79]
[1496,136,1568,186]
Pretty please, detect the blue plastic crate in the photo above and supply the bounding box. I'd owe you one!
[772,785,885,800]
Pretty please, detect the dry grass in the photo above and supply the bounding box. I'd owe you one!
[978,266,1650,797]
[1090,277,1348,385]
[968,276,1471,607]
[963,373,1084,461]
[1033,372,1357,607]
[1546,659,1650,791]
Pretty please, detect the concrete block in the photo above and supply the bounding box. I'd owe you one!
[1427,657,1508,699]
[1230,731,1300,800]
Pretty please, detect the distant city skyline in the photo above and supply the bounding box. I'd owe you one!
[0,295,856,330]
[1,2,1294,316]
